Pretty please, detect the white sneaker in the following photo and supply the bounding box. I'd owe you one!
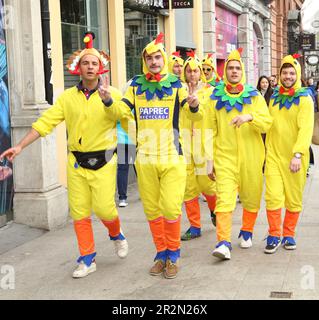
[119,199,128,207]
[240,237,253,249]
[212,244,231,260]
[72,261,96,278]
[114,239,129,258]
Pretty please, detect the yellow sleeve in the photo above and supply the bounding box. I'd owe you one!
[110,86,136,144]
[178,86,203,122]
[203,101,217,161]
[249,94,273,134]
[293,95,314,155]
[32,95,65,137]
[104,86,134,121]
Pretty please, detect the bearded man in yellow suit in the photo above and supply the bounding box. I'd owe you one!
[205,48,272,260]
[264,54,314,254]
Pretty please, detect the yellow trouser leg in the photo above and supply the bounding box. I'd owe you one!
[216,212,232,243]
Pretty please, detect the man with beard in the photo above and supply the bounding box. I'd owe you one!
[264,54,314,253]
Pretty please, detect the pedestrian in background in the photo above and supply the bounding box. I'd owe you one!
[117,120,136,207]
[257,75,273,106]
[269,74,278,89]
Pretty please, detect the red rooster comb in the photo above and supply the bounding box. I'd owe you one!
[292,53,302,59]
[172,51,181,58]
[208,53,213,59]
[83,32,95,49]
[187,50,196,58]
[154,32,165,45]
[237,48,243,56]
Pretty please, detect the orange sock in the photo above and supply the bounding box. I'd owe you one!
[241,209,258,233]
[101,216,121,238]
[148,217,167,252]
[203,193,217,212]
[74,218,95,257]
[283,210,300,237]
[216,212,232,242]
[164,216,181,251]
[184,197,201,228]
[266,209,282,237]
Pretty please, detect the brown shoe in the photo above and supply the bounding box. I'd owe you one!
[149,260,165,276]
[164,259,178,279]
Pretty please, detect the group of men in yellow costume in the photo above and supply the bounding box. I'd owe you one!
[0,28,314,280]
[205,49,313,259]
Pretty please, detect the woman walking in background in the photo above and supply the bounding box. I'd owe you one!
[257,76,273,106]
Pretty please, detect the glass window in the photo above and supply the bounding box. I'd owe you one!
[124,3,161,81]
[60,0,109,88]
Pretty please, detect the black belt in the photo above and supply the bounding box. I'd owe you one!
[72,149,117,170]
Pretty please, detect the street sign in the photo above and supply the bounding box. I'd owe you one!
[162,0,193,9]
[300,33,316,50]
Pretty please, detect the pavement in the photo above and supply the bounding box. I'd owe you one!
[1,146,319,300]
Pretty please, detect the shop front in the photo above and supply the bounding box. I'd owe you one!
[0,0,13,227]
[215,5,238,78]
[123,0,166,81]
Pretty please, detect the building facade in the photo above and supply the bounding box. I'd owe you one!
[0,0,307,231]
[1,0,205,230]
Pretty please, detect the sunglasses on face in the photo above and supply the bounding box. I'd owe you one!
[203,68,212,72]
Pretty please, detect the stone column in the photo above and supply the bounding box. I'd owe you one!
[264,18,272,77]
[6,0,68,230]
[202,0,216,57]
[238,4,255,85]
[193,0,204,58]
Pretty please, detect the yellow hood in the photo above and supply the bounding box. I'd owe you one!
[223,48,246,92]
[278,54,302,92]
[142,32,168,77]
[181,50,206,83]
[202,53,221,82]
[168,51,184,74]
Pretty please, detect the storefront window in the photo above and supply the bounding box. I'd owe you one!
[124,2,163,81]
[215,6,238,78]
[60,0,109,88]
[0,0,13,225]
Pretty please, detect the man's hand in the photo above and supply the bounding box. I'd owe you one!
[98,74,112,103]
[289,157,301,173]
[231,114,253,128]
[187,82,199,109]
[207,160,216,181]
[0,145,22,162]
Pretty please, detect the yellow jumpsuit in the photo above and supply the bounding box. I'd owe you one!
[181,83,217,233]
[265,95,314,238]
[264,53,314,244]
[111,79,202,262]
[205,93,272,242]
[32,86,131,222]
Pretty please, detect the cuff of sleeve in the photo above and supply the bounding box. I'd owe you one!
[103,98,113,107]
[31,124,46,137]
[190,105,199,113]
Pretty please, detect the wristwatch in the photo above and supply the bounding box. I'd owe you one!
[294,152,302,159]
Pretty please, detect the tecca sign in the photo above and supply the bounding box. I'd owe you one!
[163,0,194,9]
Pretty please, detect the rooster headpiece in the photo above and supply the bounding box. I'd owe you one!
[142,32,168,77]
[278,53,302,93]
[181,50,206,83]
[168,51,184,74]
[66,32,110,75]
[223,48,246,93]
[202,53,221,83]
